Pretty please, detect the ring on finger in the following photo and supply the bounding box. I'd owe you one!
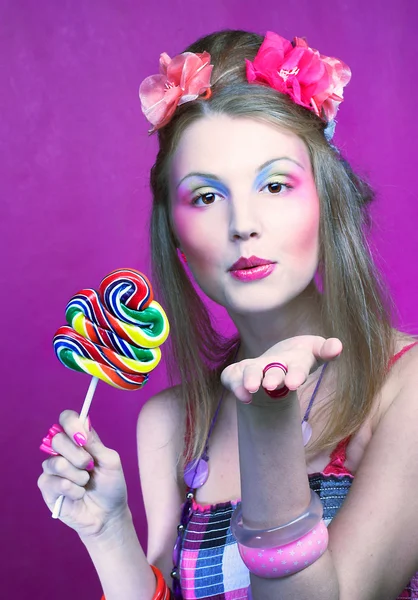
[262,362,290,398]
[40,423,64,456]
[262,362,288,377]
[264,385,290,398]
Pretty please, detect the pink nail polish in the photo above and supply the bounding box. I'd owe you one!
[42,436,52,446]
[49,424,63,436]
[40,443,58,456]
[86,460,95,471]
[73,433,87,447]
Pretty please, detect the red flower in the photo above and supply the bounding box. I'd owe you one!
[139,51,213,132]
[246,32,351,122]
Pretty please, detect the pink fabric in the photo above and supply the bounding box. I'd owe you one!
[179,550,199,599]
[322,437,353,477]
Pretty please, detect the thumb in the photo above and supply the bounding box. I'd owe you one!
[319,337,343,361]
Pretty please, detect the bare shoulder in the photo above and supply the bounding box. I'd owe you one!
[391,333,418,399]
[136,385,186,581]
[137,384,186,454]
[390,330,418,376]
[377,330,418,419]
[328,331,418,599]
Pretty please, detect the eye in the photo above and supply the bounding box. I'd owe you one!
[261,181,290,195]
[191,191,221,206]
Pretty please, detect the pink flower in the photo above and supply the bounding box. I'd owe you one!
[139,51,213,132]
[246,32,351,122]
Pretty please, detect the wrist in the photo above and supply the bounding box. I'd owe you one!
[80,506,135,551]
[236,390,304,447]
[236,388,299,414]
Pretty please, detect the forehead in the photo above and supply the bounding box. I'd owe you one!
[170,114,312,182]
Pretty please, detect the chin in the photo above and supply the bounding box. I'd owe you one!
[225,279,318,313]
[190,269,317,312]
[225,292,297,315]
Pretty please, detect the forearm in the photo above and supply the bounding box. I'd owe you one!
[236,392,340,599]
[81,508,157,600]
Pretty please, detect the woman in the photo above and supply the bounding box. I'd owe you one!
[38,30,418,599]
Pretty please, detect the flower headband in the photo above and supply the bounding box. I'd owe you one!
[139,51,213,132]
[139,31,351,137]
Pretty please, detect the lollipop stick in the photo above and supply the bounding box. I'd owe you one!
[79,376,99,422]
[51,376,99,519]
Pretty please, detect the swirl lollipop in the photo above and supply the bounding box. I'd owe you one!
[52,268,169,518]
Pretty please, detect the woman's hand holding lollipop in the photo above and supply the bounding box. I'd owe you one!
[38,268,170,528]
[38,410,129,539]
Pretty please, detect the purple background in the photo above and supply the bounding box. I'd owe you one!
[2,1,417,597]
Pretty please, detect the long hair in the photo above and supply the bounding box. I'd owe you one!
[149,30,394,464]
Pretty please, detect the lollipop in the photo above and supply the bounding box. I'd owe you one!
[52,268,169,518]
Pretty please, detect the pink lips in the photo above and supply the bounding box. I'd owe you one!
[229,255,276,282]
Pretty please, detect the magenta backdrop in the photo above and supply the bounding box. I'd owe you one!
[2,1,417,597]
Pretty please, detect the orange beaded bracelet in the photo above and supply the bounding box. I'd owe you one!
[101,564,172,599]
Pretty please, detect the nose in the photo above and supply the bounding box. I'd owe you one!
[228,199,261,242]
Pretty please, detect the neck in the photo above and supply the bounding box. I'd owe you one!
[230,282,326,360]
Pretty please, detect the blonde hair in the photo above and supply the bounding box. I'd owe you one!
[149,30,395,463]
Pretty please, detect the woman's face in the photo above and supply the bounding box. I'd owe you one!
[169,114,320,315]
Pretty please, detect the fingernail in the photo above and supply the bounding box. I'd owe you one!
[40,443,58,456]
[73,432,87,447]
[42,436,52,446]
[86,459,95,471]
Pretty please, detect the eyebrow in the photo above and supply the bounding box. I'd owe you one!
[176,156,305,189]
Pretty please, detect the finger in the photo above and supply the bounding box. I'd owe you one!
[285,364,310,390]
[39,440,59,456]
[37,472,87,508]
[221,365,252,403]
[40,424,64,455]
[58,411,122,472]
[83,427,123,471]
[42,455,92,486]
[262,365,287,391]
[232,384,253,403]
[242,363,263,393]
[52,417,119,473]
[59,409,90,448]
[318,337,343,361]
[51,428,94,468]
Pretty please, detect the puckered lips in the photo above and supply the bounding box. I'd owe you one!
[228,255,276,282]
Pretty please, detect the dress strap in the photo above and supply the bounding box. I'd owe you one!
[322,340,418,476]
[388,341,418,369]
